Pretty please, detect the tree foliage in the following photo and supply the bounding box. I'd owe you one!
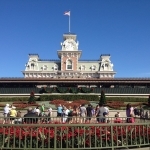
[100,90,106,104]
[28,91,36,104]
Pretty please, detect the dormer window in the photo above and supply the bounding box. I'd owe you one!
[105,64,108,68]
[81,65,85,71]
[54,64,58,71]
[31,63,34,70]
[66,59,72,70]
[91,65,96,71]
[43,65,47,71]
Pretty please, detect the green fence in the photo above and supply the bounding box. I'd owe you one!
[0,117,149,149]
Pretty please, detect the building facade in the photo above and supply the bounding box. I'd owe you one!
[22,33,116,79]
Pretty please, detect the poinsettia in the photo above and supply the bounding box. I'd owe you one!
[0,123,149,149]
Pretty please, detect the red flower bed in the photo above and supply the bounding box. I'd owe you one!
[50,99,66,105]
[0,104,5,107]
[106,101,143,109]
[0,123,149,149]
[11,103,39,109]
[73,99,89,105]
[50,99,89,108]
[13,101,28,104]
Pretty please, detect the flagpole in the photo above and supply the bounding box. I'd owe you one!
[64,11,71,33]
[69,12,70,33]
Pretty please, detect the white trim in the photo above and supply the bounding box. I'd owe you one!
[53,64,58,71]
[91,65,96,71]
[43,65,47,71]
[66,58,73,70]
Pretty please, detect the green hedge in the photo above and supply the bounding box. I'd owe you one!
[0,97,39,102]
[39,95,99,101]
[0,95,148,102]
[106,97,148,102]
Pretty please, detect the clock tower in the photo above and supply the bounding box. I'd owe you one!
[57,33,82,72]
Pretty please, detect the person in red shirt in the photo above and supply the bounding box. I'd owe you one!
[114,114,122,123]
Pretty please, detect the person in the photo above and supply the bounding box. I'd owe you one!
[57,104,63,122]
[114,114,122,123]
[72,105,78,123]
[103,105,109,123]
[57,104,63,116]
[95,105,100,123]
[79,104,87,123]
[62,106,70,123]
[91,105,95,116]
[126,103,134,123]
[47,106,52,123]
[14,111,22,124]
[134,107,139,117]
[78,105,81,116]
[9,106,17,124]
[145,111,149,119]
[40,104,45,116]
[129,114,135,123]
[67,106,73,123]
[33,106,40,116]
[117,112,121,117]
[86,104,92,123]
[3,104,11,124]
[24,107,39,124]
[96,103,105,123]
[139,106,144,119]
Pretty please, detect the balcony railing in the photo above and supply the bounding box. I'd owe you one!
[0,116,149,149]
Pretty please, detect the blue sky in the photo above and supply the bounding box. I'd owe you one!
[0,0,150,78]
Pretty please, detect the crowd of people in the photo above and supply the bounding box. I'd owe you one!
[2,102,150,124]
[56,103,150,124]
[3,103,52,124]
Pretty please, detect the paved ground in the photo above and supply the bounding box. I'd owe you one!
[124,148,150,150]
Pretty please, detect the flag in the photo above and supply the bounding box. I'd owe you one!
[64,11,70,16]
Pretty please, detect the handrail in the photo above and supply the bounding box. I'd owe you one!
[0,121,149,150]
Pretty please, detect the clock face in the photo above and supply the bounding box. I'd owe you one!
[64,40,75,50]
[66,42,74,50]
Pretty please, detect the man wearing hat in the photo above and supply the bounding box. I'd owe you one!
[3,104,11,124]
[24,107,39,124]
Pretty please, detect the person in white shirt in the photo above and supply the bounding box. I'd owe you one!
[33,106,40,116]
[103,105,109,123]
[47,107,52,123]
[62,107,70,123]
[104,106,109,115]
[3,104,11,124]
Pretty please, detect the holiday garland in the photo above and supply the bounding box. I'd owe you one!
[39,87,95,94]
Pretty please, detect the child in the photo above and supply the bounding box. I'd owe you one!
[14,111,22,124]
[117,112,120,117]
[114,114,122,123]
[129,114,135,123]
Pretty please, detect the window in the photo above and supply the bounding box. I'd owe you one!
[67,59,72,70]
[105,64,109,67]
[43,65,47,70]
[54,64,58,71]
[91,65,96,71]
[31,63,34,70]
[81,65,85,71]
